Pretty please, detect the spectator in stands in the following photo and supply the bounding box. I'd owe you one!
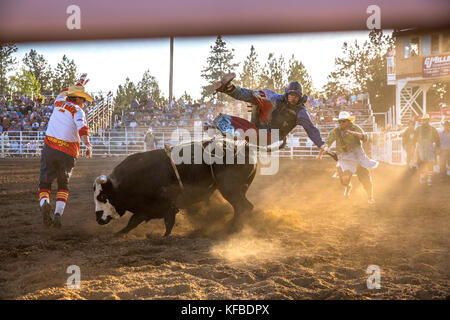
[438,120,450,180]
[10,139,19,153]
[32,121,40,131]
[2,116,10,129]
[401,119,417,171]
[414,114,440,186]
[144,128,157,151]
[129,120,138,128]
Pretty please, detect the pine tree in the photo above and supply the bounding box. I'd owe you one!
[201,36,239,103]
[238,45,260,90]
[114,77,138,111]
[180,91,193,104]
[427,82,449,111]
[324,30,395,112]
[259,53,287,92]
[136,70,163,105]
[9,68,41,95]
[22,49,53,92]
[287,55,314,95]
[0,42,18,92]
[51,55,78,93]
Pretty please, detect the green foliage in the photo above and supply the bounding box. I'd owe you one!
[239,48,314,96]
[201,36,239,103]
[51,55,78,92]
[136,70,164,105]
[180,91,193,104]
[238,45,260,90]
[22,49,53,92]
[287,55,314,95]
[9,67,41,95]
[324,30,395,112]
[113,77,137,111]
[0,42,18,92]
[259,53,287,92]
[113,71,166,111]
[427,81,450,111]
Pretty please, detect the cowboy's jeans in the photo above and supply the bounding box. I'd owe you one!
[440,149,449,177]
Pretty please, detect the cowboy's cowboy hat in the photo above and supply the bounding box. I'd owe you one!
[418,113,430,120]
[333,111,355,122]
[64,85,93,102]
[60,73,93,102]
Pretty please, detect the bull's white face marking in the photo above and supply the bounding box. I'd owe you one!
[94,181,120,221]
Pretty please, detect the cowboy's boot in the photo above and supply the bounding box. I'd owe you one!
[214,72,236,93]
[40,202,53,227]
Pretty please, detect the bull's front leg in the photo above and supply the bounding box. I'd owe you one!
[115,213,145,236]
[163,206,179,237]
[229,202,246,234]
[244,197,254,212]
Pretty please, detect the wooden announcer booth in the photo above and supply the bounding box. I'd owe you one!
[387,29,450,128]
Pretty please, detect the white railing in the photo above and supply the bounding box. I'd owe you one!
[368,131,406,165]
[2,124,390,161]
[0,131,46,157]
[0,129,336,159]
[87,94,113,133]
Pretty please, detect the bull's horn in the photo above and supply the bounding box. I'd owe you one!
[95,175,108,184]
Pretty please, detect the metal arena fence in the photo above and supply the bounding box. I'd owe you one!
[0,127,399,162]
[0,128,333,159]
[0,128,400,161]
[2,128,447,174]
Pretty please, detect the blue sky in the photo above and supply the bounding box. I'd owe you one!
[13,31,374,99]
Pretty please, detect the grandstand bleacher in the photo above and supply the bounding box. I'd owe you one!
[1,93,380,159]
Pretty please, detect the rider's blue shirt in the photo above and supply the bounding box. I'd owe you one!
[228,86,325,148]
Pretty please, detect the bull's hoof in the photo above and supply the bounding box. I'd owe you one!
[245,202,254,212]
[114,231,127,238]
[228,220,244,234]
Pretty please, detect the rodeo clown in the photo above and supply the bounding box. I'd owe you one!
[414,113,440,186]
[213,72,329,153]
[316,111,378,204]
[38,74,93,228]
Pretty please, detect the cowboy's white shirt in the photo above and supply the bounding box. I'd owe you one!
[44,94,89,157]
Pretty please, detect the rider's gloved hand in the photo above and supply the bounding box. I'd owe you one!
[320,144,330,153]
[214,73,236,94]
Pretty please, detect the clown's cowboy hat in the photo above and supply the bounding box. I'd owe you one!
[333,111,355,122]
[60,73,93,102]
[65,85,93,102]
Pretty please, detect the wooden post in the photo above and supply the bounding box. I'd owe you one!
[169,36,174,108]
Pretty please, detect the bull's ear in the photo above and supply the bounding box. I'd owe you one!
[95,175,108,185]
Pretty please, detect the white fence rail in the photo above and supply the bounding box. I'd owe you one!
[0,128,412,165]
[369,131,406,165]
[0,129,336,159]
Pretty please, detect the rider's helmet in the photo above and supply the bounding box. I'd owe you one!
[285,81,303,97]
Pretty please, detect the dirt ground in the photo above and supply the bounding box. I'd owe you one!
[0,156,448,300]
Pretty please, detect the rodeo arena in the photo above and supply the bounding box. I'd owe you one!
[0,30,449,301]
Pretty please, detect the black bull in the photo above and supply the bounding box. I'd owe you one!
[94,140,257,236]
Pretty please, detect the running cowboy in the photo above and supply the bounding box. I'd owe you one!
[316,111,378,204]
[214,72,329,154]
[38,74,93,228]
[414,113,440,186]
